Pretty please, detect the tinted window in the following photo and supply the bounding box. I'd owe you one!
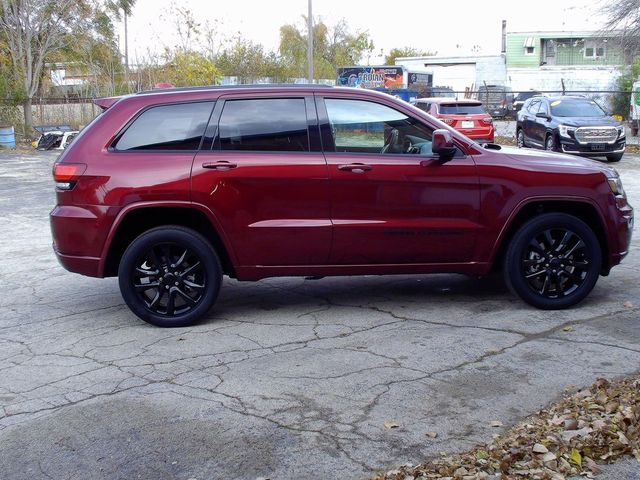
[439,103,486,115]
[415,102,431,113]
[550,99,606,117]
[325,98,434,155]
[115,102,213,151]
[217,98,309,152]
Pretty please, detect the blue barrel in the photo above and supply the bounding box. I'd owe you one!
[0,126,16,149]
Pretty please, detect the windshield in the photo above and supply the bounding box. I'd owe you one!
[439,103,486,115]
[550,100,605,117]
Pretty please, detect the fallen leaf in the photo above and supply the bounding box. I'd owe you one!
[562,326,574,332]
[569,448,582,468]
[618,431,630,445]
[623,301,634,308]
[384,421,400,429]
[533,443,549,454]
[426,431,438,438]
[490,421,503,427]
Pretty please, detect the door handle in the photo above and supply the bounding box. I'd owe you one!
[338,163,372,173]
[202,161,237,170]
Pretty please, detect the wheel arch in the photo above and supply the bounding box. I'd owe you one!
[101,203,236,278]
[490,199,610,275]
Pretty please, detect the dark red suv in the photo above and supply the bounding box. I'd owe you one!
[51,85,634,327]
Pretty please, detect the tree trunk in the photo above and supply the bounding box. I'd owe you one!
[23,97,34,137]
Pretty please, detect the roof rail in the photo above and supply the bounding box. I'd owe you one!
[136,84,334,95]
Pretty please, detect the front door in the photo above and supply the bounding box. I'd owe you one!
[318,96,481,266]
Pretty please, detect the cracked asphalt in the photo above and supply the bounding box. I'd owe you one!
[0,150,639,480]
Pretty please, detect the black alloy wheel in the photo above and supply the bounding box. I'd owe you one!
[504,213,601,309]
[119,226,222,327]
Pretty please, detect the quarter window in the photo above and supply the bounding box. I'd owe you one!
[217,98,309,152]
[324,98,435,155]
[115,102,214,151]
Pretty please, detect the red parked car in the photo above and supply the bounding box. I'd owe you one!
[51,85,633,327]
[413,97,495,143]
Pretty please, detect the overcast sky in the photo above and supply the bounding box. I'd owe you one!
[118,0,607,64]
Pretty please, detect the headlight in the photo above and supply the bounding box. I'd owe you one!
[558,124,576,138]
[607,174,625,197]
[617,125,626,138]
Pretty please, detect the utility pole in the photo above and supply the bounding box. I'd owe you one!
[124,10,130,92]
[307,0,313,83]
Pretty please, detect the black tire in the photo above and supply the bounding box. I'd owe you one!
[118,226,222,327]
[503,213,602,310]
[516,128,525,148]
[545,133,557,152]
[606,153,623,162]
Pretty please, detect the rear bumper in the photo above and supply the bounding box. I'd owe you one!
[53,248,102,277]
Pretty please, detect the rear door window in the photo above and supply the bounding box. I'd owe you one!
[216,98,309,152]
[114,102,214,151]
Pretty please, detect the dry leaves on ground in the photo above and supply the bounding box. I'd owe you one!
[374,375,640,480]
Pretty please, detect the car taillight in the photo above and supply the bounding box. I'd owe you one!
[442,118,455,126]
[480,117,493,125]
[53,163,86,190]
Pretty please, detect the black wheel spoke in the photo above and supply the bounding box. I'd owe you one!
[149,247,164,270]
[183,280,205,290]
[136,266,159,277]
[135,282,159,291]
[525,270,546,279]
[175,249,188,266]
[175,288,197,306]
[555,231,573,253]
[528,240,546,256]
[149,290,163,308]
[543,230,555,250]
[539,274,550,295]
[166,290,176,315]
[564,240,584,258]
[180,261,201,278]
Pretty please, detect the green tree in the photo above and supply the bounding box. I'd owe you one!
[384,46,435,65]
[0,0,123,131]
[612,58,640,119]
[161,49,220,87]
[216,36,285,82]
[279,18,374,80]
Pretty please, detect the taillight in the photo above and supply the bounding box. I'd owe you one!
[480,117,493,125]
[53,163,86,190]
[442,118,455,126]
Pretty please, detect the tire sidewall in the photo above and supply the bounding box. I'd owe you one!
[118,226,222,327]
[504,213,602,310]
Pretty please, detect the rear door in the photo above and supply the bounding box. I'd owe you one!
[191,95,331,267]
[522,99,541,146]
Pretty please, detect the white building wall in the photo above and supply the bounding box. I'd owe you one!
[507,66,620,92]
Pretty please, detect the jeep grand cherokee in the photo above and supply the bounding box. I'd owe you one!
[51,85,634,327]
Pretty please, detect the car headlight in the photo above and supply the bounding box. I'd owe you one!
[607,173,626,197]
[617,125,626,138]
[558,124,576,138]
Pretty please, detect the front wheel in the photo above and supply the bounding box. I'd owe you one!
[503,213,602,309]
[118,226,222,327]
[545,134,557,152]
[516,129,525,148]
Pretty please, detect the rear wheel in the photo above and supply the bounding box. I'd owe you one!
[516,129,525,148]
[118,226,222,327]
[606,153,623,162]
[503,213,602,309]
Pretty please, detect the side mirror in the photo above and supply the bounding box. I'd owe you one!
[535,112,550,120]
[432,129,457,159]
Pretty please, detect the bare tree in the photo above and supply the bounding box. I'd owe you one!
[601,0,640,58]
[0,0,90,131]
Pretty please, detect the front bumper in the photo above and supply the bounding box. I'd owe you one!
[560,138,625,156]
